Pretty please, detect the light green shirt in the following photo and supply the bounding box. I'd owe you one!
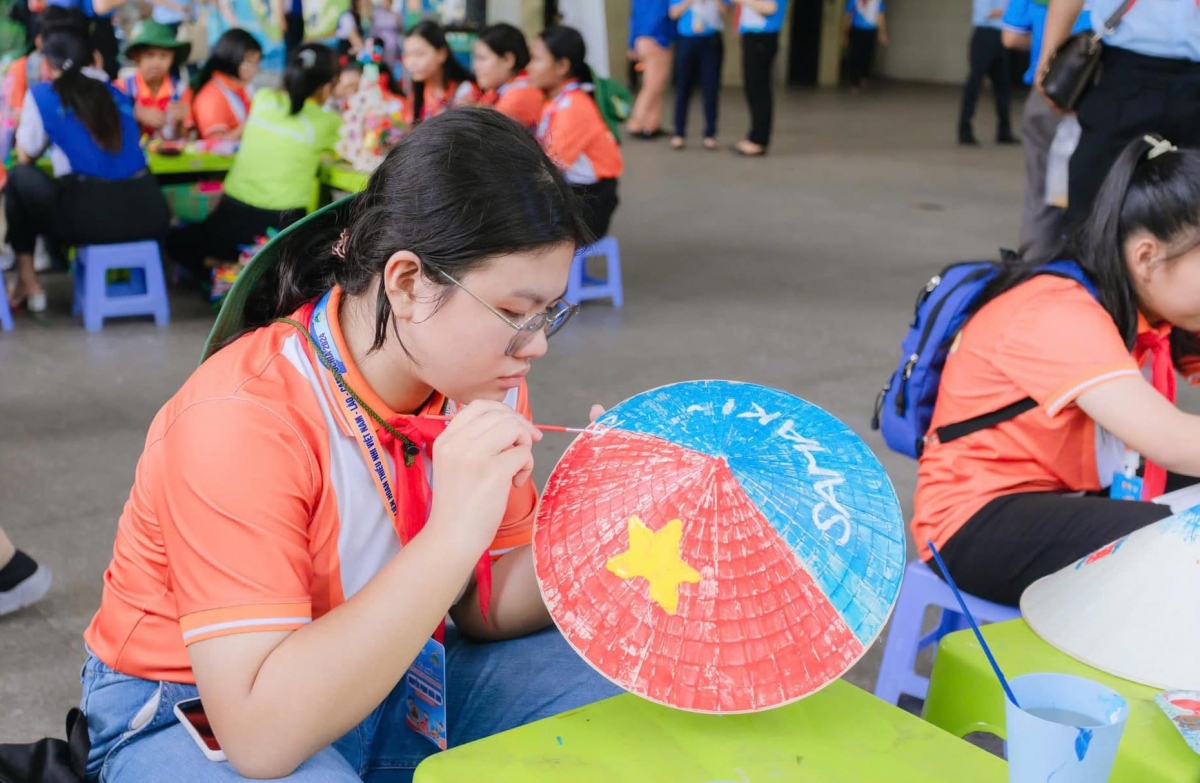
[222,89,343,212]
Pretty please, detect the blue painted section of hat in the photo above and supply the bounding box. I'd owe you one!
[596,380,906,645]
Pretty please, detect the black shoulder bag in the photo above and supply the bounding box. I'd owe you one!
[1042,0,1135,112]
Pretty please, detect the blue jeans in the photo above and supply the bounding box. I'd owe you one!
[80,625,621,781]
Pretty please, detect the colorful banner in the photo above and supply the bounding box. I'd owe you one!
[206,0,348,71]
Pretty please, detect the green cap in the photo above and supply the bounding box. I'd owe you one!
[124,20,191,63]
[201,197,351,364]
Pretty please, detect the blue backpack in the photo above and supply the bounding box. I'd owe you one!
[870,259,1098,458]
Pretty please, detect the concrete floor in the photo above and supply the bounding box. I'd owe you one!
[1,83,1029,743]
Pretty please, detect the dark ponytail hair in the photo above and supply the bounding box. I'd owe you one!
[540,25,595,88]
[478,23,530,73]
[284,44,337,115]
[42,25,123,153]
[971,135,1200,358]
[237,108,589,351]
[192,28,262,94]
[406,20,473,124]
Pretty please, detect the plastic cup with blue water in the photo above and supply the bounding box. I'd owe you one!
[1005,673,1129,783]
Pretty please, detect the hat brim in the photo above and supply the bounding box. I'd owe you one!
[201,197,352,364]
[126,40,192,63]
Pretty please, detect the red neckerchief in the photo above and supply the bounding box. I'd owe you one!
[298,298,494,640]
[1133,316,1176,499]
[377,416,494,640]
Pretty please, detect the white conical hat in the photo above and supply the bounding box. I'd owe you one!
[1021,507,1200,690]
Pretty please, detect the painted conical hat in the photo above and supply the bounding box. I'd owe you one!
[1021,507,1200,690]
[534,380,906,713]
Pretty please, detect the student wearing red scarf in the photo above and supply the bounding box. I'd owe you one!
[913,135,1200,606]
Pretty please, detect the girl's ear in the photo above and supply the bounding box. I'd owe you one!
[555,56,571,81]
[1127,234,1162,287]
[382,250,424,321]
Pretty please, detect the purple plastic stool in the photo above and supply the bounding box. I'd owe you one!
[73,241,170,331]
[0,282,12,331]
[873,560,1020,705]
[567,236,623,307]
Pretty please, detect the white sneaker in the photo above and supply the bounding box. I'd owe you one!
[26,290,47,313]
[0,563,52,617]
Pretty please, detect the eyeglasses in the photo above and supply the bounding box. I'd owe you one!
[440,271,579,356]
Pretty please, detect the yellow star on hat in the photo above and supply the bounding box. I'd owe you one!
[606,515,701,614]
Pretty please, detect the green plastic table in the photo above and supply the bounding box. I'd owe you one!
[923,619,1198,783]
[413,680,1006,782]
[146,151,234,176]
[317,162,369,193]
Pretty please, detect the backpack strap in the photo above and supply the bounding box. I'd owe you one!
[925,396,1038,454]
[919,262,1096,455]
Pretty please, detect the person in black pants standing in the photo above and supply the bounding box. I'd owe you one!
[274,0,305,62]
[732,0,788,157]
[1037,0,1200,227]
[668,0,727,150]
[958,0,1015,145]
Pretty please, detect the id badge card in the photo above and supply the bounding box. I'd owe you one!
[1111,449,1143,501]
[1110,472,1143,501]
[404,637,448,749]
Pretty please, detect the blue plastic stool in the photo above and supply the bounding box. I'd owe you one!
[567,236,623,307]
[0,281,12,331]
[873,560,1020,706]
[73,241,170,331]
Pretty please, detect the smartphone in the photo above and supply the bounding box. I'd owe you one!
[173,697,227,762]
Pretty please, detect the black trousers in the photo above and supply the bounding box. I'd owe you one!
[4,164,169,253]
[935,474,1198,606]
[741,31,779,147]
[846,27,877,87]
[674,33,724,139]
[570,179,619,241]
[958,26,1012,137]
[284,12,306,63]
[1066,45,1200,225]
[166,195,299,274]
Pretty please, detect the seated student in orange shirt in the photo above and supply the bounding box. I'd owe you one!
[401,20,477,126]
[528,25,623,240]
[914,135,1200,607]
[471,23,543,132]
[189,28,261,139]
[77,109,618,782]
[118,20,191,139]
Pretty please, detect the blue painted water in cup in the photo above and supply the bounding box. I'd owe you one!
[1005,673,1129,782]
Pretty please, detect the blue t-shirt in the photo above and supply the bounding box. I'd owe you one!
[973,0,1007,29]
[847,0,884,30]
[151,0,191,25]
[1089,0,1199,61]
[1002,0,1093,84]
[46,0,112,18]
[630,0,675,47]
[676,0,727,36]
[738,0,790,33]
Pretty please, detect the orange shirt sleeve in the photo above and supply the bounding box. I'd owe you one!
[495,86,544,130]
[148,398,318,646]
[490,382,538,552]
[192,83,236,138]
[980,278,1140,416]
[4,59,27,113]
[544,99,598,171]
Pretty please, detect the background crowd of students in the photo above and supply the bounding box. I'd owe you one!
[0,7,625,311]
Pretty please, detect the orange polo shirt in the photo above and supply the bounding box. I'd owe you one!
[536,83,623,185]
[481,73,544,131]
[84,287,538,683]
[191,72,251,138]
[119,71,185,137]
[913,275,1200,560]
